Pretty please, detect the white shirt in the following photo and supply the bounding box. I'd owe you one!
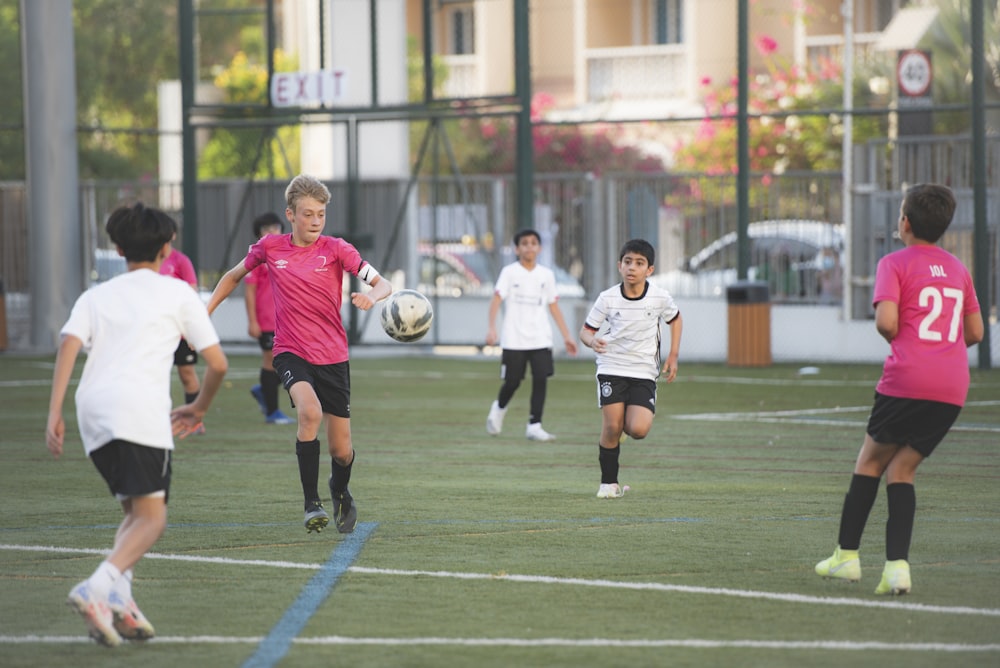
[61,269,220,454]
[584,282,680,381]
[494,262,559,350]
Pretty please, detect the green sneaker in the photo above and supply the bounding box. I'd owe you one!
[815,546,861,582]
[874,559,911,595]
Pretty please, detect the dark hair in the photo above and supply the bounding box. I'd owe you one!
[105,202,176,263]
[619,238,655,266]
[902,183,956,243]
[252,211,285,239]
[512,228,541,246]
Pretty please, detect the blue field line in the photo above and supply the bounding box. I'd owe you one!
[240,522,376,668]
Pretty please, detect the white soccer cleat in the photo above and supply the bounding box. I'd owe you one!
[67,581,122,648]
[596,483,627,499]
[486,401,507,436]
[525,422,556,441]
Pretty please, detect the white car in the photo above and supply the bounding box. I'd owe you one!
[650,220,844,302]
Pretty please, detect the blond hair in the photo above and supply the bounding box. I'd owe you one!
[285,174,331,212]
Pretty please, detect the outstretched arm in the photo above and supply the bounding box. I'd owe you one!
[661,313,683,383]
[350,274,392,311]
[485,293,503,346]
[206,260,250,315]
[170,343,228,438]
[46,334,83,459]
[548,302,578,355]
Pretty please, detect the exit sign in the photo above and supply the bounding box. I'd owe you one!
[270,70,348,108]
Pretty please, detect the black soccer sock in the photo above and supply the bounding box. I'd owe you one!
[599,444,620,484]
[261,368,281,414]
[184,391,199,405]
[295,439,321,506]
[885,482,916,561]
[330,451,355,496]
[528,376,547,424]
[837,474,880,550]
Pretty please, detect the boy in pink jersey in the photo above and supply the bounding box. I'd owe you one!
[158,220,204,432]
[815,184,984,595]
[207,174,391,534]
[245,212,293,425]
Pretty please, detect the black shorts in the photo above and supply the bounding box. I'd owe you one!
[90,440,171,502]
[596,374,657,413]
[173,338,198,367]
[500,348,554,383]
[274,352,351,418]
[866,392,962,458]
[257,331,275,351]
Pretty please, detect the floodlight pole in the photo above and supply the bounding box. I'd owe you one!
[841,1,854,321]
[736,0,749,279]
[179,0,198,268]
[514,0,535,231]
[971,0,992,369]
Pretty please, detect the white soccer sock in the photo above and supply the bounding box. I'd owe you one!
[88,561,122,599]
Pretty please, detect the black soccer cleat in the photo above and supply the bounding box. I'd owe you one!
[329,482,357,534]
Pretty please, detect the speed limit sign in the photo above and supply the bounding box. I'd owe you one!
[897,50,932,98]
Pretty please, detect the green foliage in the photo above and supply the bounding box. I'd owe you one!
[197,49,301,179]
[0,0,23,179]
[919,0,1000,133]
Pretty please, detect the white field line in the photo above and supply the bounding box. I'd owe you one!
[0,634,998,653]
[4,543,999,619]
[671,400,1000,433]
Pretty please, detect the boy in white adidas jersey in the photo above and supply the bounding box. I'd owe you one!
[579,239,683,498]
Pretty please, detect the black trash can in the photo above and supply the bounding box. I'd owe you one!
[726,281,770,367]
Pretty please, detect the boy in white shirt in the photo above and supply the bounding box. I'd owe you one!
[46,203,228,646]
[579,238,683,498]
[485,229,578,441]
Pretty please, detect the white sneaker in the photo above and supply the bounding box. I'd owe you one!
[525,422,555,441]
[486,401,507,435]
[596,483,627,499]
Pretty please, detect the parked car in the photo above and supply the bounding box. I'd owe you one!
[418,244,585,298]
[650,220,844,303]
[92,247,127,285]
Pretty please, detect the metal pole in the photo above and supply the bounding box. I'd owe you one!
[970,0,992,369]
[21,0,81,351]
[841,1,854,320]
[179,0,199,268]
[736,0,749,279]
[514,0,535,230]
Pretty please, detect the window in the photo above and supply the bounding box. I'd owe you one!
[449,5,475,55]
[653,0,683,45]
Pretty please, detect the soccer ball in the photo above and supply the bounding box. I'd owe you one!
[380,289,433,342]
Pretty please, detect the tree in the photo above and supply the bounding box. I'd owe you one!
[197,49,301,179]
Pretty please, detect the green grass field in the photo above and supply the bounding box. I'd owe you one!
[2,351,999,668]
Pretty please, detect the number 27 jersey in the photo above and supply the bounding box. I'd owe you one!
[873,244,980,406]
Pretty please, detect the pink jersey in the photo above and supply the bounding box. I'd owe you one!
[245,233,369,365]
[245,263,276,332]
[873,244,980,406]
[159,248,198,287]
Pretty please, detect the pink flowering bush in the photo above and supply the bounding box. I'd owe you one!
[674,37,886,176]
[457,94,665,174]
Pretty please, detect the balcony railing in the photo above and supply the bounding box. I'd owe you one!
[803,32,885,70]
[585,44,688,102]
[441,54,480,98]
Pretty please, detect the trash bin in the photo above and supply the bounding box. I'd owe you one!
[727,281,770,367]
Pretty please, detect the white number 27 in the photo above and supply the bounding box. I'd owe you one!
[918,286,964,343]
